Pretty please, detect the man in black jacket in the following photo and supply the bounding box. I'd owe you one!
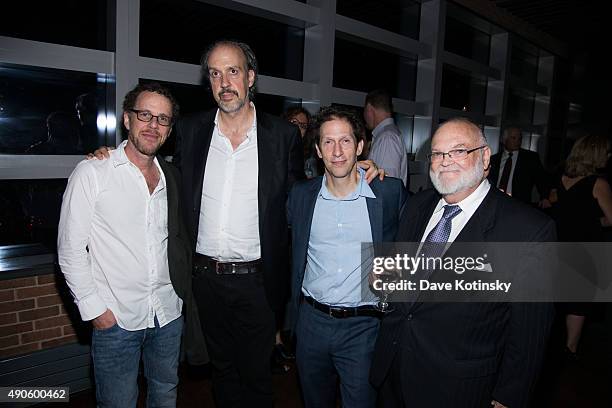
[488,126,551,206]
[371,118,555,408]
[174,40,304,407]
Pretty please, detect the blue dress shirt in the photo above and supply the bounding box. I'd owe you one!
[302,168,376,306]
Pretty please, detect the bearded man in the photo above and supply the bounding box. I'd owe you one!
[369,118,555,408]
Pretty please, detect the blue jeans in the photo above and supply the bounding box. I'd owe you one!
[91,315,183,408]
[296,302,379,408]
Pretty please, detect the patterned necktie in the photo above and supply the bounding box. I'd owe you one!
[404,205,463,308]
[420,205,462,259]
[498,152,513,192]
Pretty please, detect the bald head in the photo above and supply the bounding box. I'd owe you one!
[433,118,487,147]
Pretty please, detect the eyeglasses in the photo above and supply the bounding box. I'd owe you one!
[427,145,486,162]
[289,119,308,130]
[129,109,173,127]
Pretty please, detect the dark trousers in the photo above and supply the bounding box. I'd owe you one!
[192,266,275,408]
[296,302,379,408]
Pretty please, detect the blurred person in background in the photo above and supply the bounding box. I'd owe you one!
[283,106,320,179]
[548,134,612,359]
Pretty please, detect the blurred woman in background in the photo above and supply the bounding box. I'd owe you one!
[550,134,612,359]
[283,106,320,179]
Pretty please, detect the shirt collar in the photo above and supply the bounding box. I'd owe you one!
[111,140,163,183]
[319,167,376,201]
[372,117,395,138]
[432,178,491,215]
[503,149,518,156]
[214,102,258,142]
[112,140,130,167]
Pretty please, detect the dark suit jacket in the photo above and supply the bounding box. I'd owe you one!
[175,109,304,311]
[158,158,208,365]
[287,176,406,322]
[488,148,551,204]
[370,186,555,408]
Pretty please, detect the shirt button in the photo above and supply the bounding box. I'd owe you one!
[338,223,342,228]
[338,268,342,273]
[407,314,413,321]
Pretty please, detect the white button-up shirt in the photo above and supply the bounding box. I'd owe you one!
[58,141,182,330]
[196,106,260,262]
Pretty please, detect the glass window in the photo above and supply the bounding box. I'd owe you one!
[505,87,535,126]
[0,64,114,155]
[510,47,538,90]
[0,0,109,50]
[0,179,67,251]
[440,64,487,114]
[444,16,490,66]
[333,37,417,100]
[396,114,415,154]
[140,0,305,81]
[336,0,420,39]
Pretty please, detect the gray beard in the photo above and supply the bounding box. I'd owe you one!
[430,156,485,196]
[218,97,247,114]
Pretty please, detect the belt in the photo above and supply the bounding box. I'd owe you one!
[303,296,382,318]
[193,253,261,275]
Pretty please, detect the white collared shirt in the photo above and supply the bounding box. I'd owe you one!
[496,149,518,195]
[58,141,182,330]
[420,179,491,243]
[196,105,260,261]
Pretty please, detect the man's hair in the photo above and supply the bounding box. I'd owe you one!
[310,106,366,147]
[200,40,258,101]
[122,82,179,120]
[281,106,311,122]
[365,89,393,113]
[436,117,488,147]
[565,134,610,177]
[502,125,522,142]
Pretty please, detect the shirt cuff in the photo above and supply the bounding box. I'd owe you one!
[76,294,108,322]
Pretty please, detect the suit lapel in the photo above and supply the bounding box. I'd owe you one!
[454,188,497,242]
[366,196,383,243]
[396,194,438,314]
[512,149,523,185]
[257,113,279,232]
[158,158,177,235]
[414,196,439,241]
[297,179,323,285]
[192,113,215,209]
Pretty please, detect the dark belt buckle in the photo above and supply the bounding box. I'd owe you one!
[216,262,238,275]
[329,306,343,318]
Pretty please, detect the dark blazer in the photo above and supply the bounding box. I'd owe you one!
[287,176,407,321]
[488,148,551,204]
[370,186,555,408]
[158,158,208,365]
[175,109,304,311]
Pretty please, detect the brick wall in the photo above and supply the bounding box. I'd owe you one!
[0,274,81,358]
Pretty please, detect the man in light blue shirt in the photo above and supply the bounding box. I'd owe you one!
[364,89,409,188]
[287,106,406,407]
